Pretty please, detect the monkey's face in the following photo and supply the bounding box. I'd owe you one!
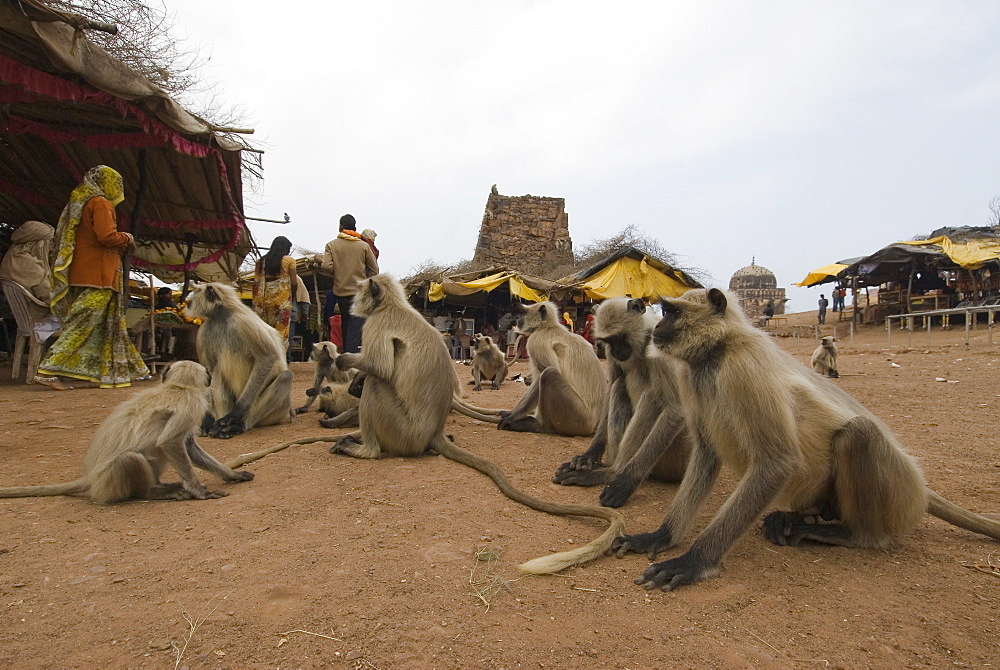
[184,283,229,319]
[652,289,729,357]
[593,298,649,362]
[352,275,402,318]
[312,342,337,363]
[517,302,557,334]
[161,360,210,389]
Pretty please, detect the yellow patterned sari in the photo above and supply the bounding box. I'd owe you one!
[38,166,149,388]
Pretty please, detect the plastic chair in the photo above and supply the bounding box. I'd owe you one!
[0,279,56,383]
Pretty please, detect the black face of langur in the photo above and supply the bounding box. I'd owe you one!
[653,289,726,352]
[184,284,223,320]
[598,299,647,362]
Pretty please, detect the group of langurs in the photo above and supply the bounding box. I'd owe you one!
[1,275,998,592]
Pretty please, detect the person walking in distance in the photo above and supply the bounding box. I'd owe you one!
[817,294,829,325]
[321,214,379,353]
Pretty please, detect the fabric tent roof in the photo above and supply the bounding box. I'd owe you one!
[408,248,701,305]
[426,268,555,303]
[795,263,850,287]
[564,247,701,300]
[840,229,1000,286]
[0,0,253,282]
[897,235,1000,269]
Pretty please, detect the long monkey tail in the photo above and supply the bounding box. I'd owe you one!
[431,434,624,574]
[927,490,1000,540]
[451,396,503,424]
[0,478,89,499]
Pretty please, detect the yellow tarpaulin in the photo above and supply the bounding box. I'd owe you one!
[577,255,690,301]
[795,263,849,287]
[898,236,1000,269]
[428,272,547,303]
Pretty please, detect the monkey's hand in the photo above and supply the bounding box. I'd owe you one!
[200,412,216,437]
[599,473,642,508]
[209,412,246,439]
[610,530,674,560]
[634,551,719,592]
[555,450,603,474]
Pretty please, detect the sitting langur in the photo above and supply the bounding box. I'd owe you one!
[0,361,254,503]
[324,274,623,574]
[612,288,1000,591]
[469,333,509,391]
[185,283,295,439]
[553,298,691,507]
[497,301,607,436]
[317,380,361,429]
[810,335,839,378]
[297,341,353,414]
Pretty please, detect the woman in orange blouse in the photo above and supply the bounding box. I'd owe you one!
[36,165,149,389]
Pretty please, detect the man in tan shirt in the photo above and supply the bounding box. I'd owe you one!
[321,214,379,352]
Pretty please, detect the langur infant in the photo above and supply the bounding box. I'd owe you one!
[469,333,508,391]
[185,283,295,438]
[317,380,361,429]
[497,301,607,436]
[810,336,839,377]
[0,361,254,503]
[297,341,352,414]
[611,288,1000,592]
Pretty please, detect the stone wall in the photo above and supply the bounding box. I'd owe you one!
[472,189,574,271]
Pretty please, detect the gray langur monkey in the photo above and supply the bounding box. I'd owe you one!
[469,333,509,391]
[497,301,607,436]
[552,298,691,507]
[810,335,839,378]
[297,341,353,414]
[0,361,254,503]
[317,380,361,429]
[185,283,295,438]
[611,288,1000,591]
[322,274,623,574]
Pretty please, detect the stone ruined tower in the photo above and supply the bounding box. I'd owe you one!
[472,186,574,272]
[729,259,787,317]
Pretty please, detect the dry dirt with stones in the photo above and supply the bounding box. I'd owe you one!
[0,311,998,669]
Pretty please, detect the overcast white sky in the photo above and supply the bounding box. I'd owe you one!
[166,0,1000,311]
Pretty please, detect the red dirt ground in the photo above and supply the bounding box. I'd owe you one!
[0,311,997,669]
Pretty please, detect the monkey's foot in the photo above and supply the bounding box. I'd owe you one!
[599,475,641,508]
[497,415,541,432]
[209,414,247,439]
[635,552,719,592]
[223,470,255,483]
[610,530,674,560]
[762,511,853,547]
[329,435,380,459]
[319,409,359,429]
[294,406,310,415]
[552,467,612,487]
[148,483,228,500]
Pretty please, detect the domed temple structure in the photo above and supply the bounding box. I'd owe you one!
[729,259,787,318]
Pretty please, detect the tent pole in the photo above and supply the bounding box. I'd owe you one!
[122,149,148,296]
[180,233,196,299]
